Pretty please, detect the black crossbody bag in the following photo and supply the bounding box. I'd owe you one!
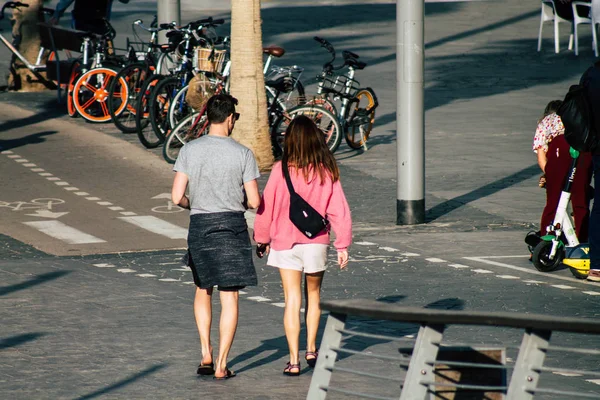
[282,160,329,238]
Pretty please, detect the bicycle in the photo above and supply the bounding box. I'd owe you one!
[271,37,378,153]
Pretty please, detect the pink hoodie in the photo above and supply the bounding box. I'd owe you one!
[253,161,352,251]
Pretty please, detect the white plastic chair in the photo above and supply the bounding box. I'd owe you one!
[590,0,600,56]
[537,0,574,53]
[572,1,593,55]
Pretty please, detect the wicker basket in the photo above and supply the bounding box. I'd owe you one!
[195,48,226,73]
[185,73,214,111]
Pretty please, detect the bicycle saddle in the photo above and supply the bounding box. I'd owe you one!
[263,46,285,58]
[342,50,366,70]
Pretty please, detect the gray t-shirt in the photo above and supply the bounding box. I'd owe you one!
[173,135,260,214]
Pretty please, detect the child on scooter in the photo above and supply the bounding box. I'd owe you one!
[532,100,593,243]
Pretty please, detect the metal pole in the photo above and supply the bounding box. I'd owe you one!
[157,0,181,42]
[396,0,425,225]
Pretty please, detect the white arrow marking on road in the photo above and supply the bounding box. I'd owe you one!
[23,221,105,244]
[25,210,69,219]
[152,193,172,200]
[118,215,187,239]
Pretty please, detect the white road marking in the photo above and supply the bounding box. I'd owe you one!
[97,201,113,206]
[425,257,447,263]
[474,255,531,259]
[152,193,172,199]
[117,268,136,273]
[23,221,105,244]
[170,268,189,272]
[586,379,600,385]
[47,177,60,181]
[158,278,179,282]
[93,263,115,268]
[22,163,36,167]
[7,154,20,158]
[448,264,470,269]
[74,192,89,196]
[54,182,69,186]
[523,280,545,284]
[272,303,286,308]
[554,372,583,377]
[379,246,400,252]
[137,273,157,278]
[25,210,68,219]
[402,252,420,257]
[583,291,600,296]
[1,150,14,154]
[464,257,600,286]
[551,284,575,290]
[120,211,137,216]
[183,281,194,285]
[108,206,125,211]
[118,215,187,239]
[247,296,271,302]
[30,168,44,172]
[496,275,520,279]
[159,262,179,265]
[39,172,52,176]
[15,159,28,163]
[355,241,377,246]
[86,197,101,201]
[238,290,248,295]
[472,269,493,274]
[64,187,79,191]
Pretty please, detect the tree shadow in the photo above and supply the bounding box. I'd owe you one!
[0,270,71,297]
[426,164,540,222]
[74,364,167,400]
[0,332,46,350]
[0,130,58,151]
[0,99,65,132]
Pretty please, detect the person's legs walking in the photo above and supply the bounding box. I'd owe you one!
[279,268,302,374]
[214,289,239,377]
[304,271,325,366]
[194,287,213,369]
[588,155,600,281]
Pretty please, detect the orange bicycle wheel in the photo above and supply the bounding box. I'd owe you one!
[67,61,81,118]
[73,68,127,123]
[346,88,376,149]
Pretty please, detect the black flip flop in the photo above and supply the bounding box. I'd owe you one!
[213,368,236,380]
[197,362,215,376]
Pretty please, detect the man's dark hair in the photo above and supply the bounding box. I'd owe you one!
[206,94,238,124]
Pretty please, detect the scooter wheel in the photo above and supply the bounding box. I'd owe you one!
[570,267,588,279]
[532,241,564,272]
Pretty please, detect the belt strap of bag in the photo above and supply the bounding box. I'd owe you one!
[281,155,297,195]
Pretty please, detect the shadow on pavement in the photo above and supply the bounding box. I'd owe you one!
[0,130,58,151]
[0,332,46,350]
[74,364,167,400]
[0,270,71,297]
[426,164,540,222]
[0,98,65,132]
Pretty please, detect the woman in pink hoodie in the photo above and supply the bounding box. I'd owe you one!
[254,115,352,376]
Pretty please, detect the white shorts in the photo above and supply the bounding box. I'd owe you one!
[267,244,329,274]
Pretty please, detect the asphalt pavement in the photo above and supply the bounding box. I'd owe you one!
[2,0,600,399]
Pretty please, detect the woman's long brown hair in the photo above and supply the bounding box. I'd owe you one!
[282,115,340,182]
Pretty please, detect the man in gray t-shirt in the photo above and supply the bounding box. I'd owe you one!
[173,135,259,214]
[170,94,261,380]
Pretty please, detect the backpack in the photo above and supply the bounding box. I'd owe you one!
[558,84,599,153]
[281,161,329,239]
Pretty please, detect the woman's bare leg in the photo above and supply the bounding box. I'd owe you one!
[280,268,303,367]
[305,271,325,354]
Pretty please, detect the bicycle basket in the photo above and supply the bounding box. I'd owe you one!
[185,73,215,110]
[319,74,360,97]
[195,48,227,74]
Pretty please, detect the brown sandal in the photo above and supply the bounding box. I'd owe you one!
[283,362,301,376]
[305,351,318,368]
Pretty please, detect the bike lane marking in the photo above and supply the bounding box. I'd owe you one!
[23,221,105,244]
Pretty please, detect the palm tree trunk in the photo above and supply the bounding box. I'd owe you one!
[229,0,273,170]
[7,0,50,91]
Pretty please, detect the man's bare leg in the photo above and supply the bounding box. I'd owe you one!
[194,287,213,365]
[214,290,239,377]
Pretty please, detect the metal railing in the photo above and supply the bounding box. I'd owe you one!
[307,299,600,400]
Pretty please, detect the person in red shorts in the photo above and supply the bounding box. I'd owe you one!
[533,100,593,242]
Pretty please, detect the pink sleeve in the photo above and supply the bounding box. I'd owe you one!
[253,169,277,244]
[326,179,352,250]
[533,118,549,153]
